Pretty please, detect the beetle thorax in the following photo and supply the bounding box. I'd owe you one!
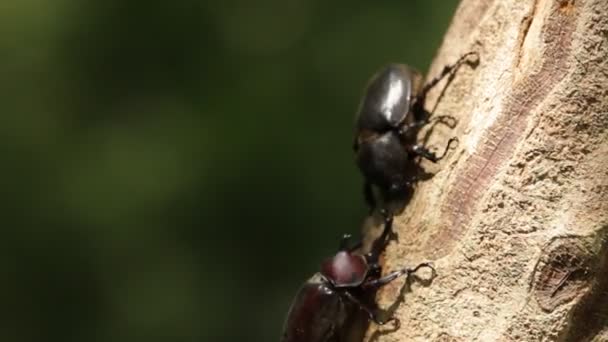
[320,251,368,288]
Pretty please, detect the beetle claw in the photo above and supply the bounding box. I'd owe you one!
[407,262,438,283]
[412,261,436,274]
[378,316,401,330]
[391,317,401,330]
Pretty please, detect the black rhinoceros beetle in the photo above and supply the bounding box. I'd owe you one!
[280,217,434,342]
[353,52,478,215]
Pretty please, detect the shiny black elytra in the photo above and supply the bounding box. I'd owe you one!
[354,52,478,215]
[280,218,434,342]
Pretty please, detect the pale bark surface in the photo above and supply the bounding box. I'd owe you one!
[365,0,608,341]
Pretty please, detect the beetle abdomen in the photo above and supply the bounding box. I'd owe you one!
[356,132,410,190]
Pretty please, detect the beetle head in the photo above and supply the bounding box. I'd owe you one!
[320,250,368,288]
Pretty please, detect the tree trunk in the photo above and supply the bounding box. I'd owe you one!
[367,0,608,341]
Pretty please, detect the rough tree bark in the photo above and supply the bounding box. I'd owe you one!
[365,0,608,341]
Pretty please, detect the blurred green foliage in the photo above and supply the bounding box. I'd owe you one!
[0,1,458,341]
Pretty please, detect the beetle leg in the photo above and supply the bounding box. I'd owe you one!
[409,144,437,161]
[362,262,436,290]
[367,216,394,265]
[412,52,479,122]
[409,137,458,163]
[417,51,479,102]
[366,262,382,280]
[396,119,429,137]
[435,137,459,160]
[378,215,394,245]
[341,291,399,327]
[365,217,393,280]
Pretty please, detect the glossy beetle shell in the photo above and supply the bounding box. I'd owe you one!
[281,273,353,342]
[355,64,422,133]
[354,64,424,214]
[356,132,411,191]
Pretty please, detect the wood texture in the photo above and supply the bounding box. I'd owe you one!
[366,0,608,340]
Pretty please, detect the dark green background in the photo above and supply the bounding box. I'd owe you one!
[1,1,459,341]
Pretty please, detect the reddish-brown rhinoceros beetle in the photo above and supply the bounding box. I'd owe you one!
[280,217,434,342]
[353,52,478,215]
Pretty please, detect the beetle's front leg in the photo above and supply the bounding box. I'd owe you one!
[417,51,479,102]
[367,216,394,265]
[411,52,479,122]
[362,262,436,290]
[409,137,458,162]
